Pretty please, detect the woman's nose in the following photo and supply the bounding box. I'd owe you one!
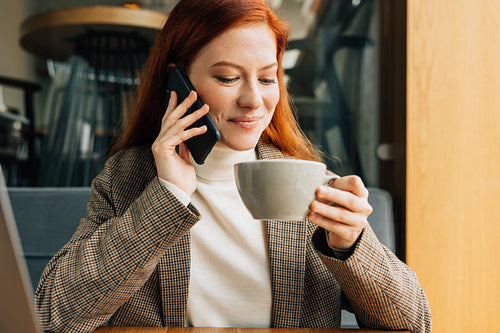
[237,80,263,110]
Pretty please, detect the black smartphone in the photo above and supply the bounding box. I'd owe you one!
[165,67,220,165]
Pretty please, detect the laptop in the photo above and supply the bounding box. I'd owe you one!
[0,167,42,333]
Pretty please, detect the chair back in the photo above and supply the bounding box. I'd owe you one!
[7,187,91,291]
[7,186,396,300]
[366,187,396,252]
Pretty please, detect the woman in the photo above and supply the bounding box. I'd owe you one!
[35,0,431,332]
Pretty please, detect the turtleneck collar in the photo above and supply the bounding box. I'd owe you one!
[192,142,257,182]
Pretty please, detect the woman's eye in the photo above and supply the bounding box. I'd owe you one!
[216,77,237,84]
[260,78,277,85]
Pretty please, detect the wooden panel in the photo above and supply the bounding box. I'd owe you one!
[378,0,407,260]
[406,1,500,332]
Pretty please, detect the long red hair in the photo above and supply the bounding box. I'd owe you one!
[110,0,323,162]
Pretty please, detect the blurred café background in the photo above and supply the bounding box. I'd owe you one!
[0,0,498,332]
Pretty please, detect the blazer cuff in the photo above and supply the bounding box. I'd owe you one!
[158,177,191,207]
[324,229,355,261]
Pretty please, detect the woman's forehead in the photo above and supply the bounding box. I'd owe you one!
[192,23,278,68]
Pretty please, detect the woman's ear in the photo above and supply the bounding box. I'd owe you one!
[166,63,177,76]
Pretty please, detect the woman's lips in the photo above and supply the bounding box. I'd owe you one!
[229,116,261,130]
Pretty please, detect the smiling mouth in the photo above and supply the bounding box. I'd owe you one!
[229,117,261,130]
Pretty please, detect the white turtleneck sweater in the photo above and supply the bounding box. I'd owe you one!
[159,143,272,327]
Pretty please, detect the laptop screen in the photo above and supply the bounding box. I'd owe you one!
[0,168,42,333]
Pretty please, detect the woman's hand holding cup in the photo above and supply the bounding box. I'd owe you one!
[307,175,373,250]
[152,91,209,196]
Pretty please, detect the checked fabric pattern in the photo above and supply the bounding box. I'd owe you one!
[35,141,431,333]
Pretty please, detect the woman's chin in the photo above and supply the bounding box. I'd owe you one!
[219,137,259,152]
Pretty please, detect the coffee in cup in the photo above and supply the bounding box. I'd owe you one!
[234,159,339,220]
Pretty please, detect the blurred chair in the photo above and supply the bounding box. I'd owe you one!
[366,187,396,252]
[7,185,396,328]
[7,187,91,291]
[341,186,396,328]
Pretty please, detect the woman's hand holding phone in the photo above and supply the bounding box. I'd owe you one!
[152,90,209,196]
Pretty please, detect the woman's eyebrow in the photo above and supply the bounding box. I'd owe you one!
[210,61,278,71]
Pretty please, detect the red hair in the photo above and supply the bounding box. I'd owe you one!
[110,0,323,162]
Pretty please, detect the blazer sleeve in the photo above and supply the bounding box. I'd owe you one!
[312,225,432,333]
[34,148,201,333]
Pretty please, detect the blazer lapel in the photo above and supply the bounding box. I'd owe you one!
[266,219,306,327]
[158,233,191,326]
[257,141,306,327]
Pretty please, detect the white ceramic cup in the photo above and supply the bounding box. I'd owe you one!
[234,159,340,220]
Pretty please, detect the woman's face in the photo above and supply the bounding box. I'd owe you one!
[187,23,280,151]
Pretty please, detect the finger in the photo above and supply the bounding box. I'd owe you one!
[308,211,364,243]
[331,175,369,198]
[161,91,178,124]
[175,103,209,129]
[161,90,196,131]
[164,91,178,114]
[159,98,208,138]
[316,186,371,214]
[160,91,177,138]
[157,124,207,150]
[179,124,207,142]
[161,105,209,139]
[310,200,366,226]
[165,90,198,122]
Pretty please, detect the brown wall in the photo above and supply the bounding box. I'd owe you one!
[406,1,500,332]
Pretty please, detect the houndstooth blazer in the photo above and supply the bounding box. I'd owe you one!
[35,141,431,333]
